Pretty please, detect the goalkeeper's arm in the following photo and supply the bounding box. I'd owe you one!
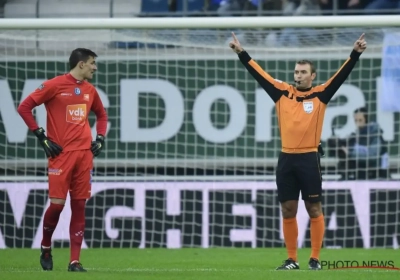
[90,90,108,157]
[17,96,63,158]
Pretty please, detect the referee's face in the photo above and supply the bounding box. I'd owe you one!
[294,63,315,89]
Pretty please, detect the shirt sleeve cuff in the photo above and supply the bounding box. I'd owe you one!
[350,50,361,60]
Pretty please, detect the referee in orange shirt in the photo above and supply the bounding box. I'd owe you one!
[230,32,367,270]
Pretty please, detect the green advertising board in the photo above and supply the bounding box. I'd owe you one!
[0,57,398,163]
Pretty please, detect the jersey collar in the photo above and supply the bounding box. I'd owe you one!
[65,73,85,84]
[296,86,312,92]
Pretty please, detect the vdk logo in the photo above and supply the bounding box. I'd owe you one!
[66,104,87,125]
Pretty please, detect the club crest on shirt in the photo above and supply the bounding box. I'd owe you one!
[74,88,81,95]
[303,101,313,114]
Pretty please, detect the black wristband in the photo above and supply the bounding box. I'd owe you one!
[96,135,105,144]
[33,127,47,141]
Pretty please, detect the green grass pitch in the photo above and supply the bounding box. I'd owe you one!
[0,248,399,279]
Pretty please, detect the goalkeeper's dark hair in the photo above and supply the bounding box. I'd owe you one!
[296,59,316,74]
[69,48,98,70]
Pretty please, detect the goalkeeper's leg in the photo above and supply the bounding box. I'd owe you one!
[68,199,87,272]
[41,156,71,271]
[67,150,93,272]
[40,201,64,271]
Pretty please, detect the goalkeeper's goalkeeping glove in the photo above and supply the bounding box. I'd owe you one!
[91,135,105,157]
[33,127,63,158]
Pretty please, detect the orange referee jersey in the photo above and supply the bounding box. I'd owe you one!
[238,50,361,154]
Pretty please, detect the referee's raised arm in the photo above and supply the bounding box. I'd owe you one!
[317,33,367,104]
[229,32,287,103]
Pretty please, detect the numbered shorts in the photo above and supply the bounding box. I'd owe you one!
[48,149,93,200]
[276,151,322,203]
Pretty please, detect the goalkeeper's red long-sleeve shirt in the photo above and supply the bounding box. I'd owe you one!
[17,73,108,152]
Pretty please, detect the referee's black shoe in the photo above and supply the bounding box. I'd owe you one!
[308,258,322,270]
[276,258,300,270]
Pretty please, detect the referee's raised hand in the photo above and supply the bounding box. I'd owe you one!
[354,33,367,53]
[229,32,244,54]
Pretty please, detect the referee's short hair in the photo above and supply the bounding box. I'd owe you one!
[296,60,316,74]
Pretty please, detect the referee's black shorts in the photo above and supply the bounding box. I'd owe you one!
[276,151,322,203]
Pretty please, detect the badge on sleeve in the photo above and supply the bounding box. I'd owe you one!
[74,88,81,95]
[303,101,313,114]
[38,84,44,90]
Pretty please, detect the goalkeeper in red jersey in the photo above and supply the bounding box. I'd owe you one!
[17,48,108,272]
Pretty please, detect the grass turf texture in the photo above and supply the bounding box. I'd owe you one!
[0,248,399,279]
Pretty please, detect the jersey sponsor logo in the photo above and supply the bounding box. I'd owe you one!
[48,168,62,175]
[66,104,87,125]
[303,101,313,114]
[60,93,72,96]
[74,88,81,95]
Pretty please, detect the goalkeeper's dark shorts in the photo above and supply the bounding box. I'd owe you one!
[276,151,322,203]
[47,149,93,200]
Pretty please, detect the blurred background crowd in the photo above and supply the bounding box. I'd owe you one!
[149,0,399,16]
[2,0,400,18]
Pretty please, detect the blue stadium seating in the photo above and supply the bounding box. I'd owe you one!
[176,0,204,13]
[141,0,169,14]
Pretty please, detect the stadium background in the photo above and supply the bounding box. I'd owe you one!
[0,0,399,255]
